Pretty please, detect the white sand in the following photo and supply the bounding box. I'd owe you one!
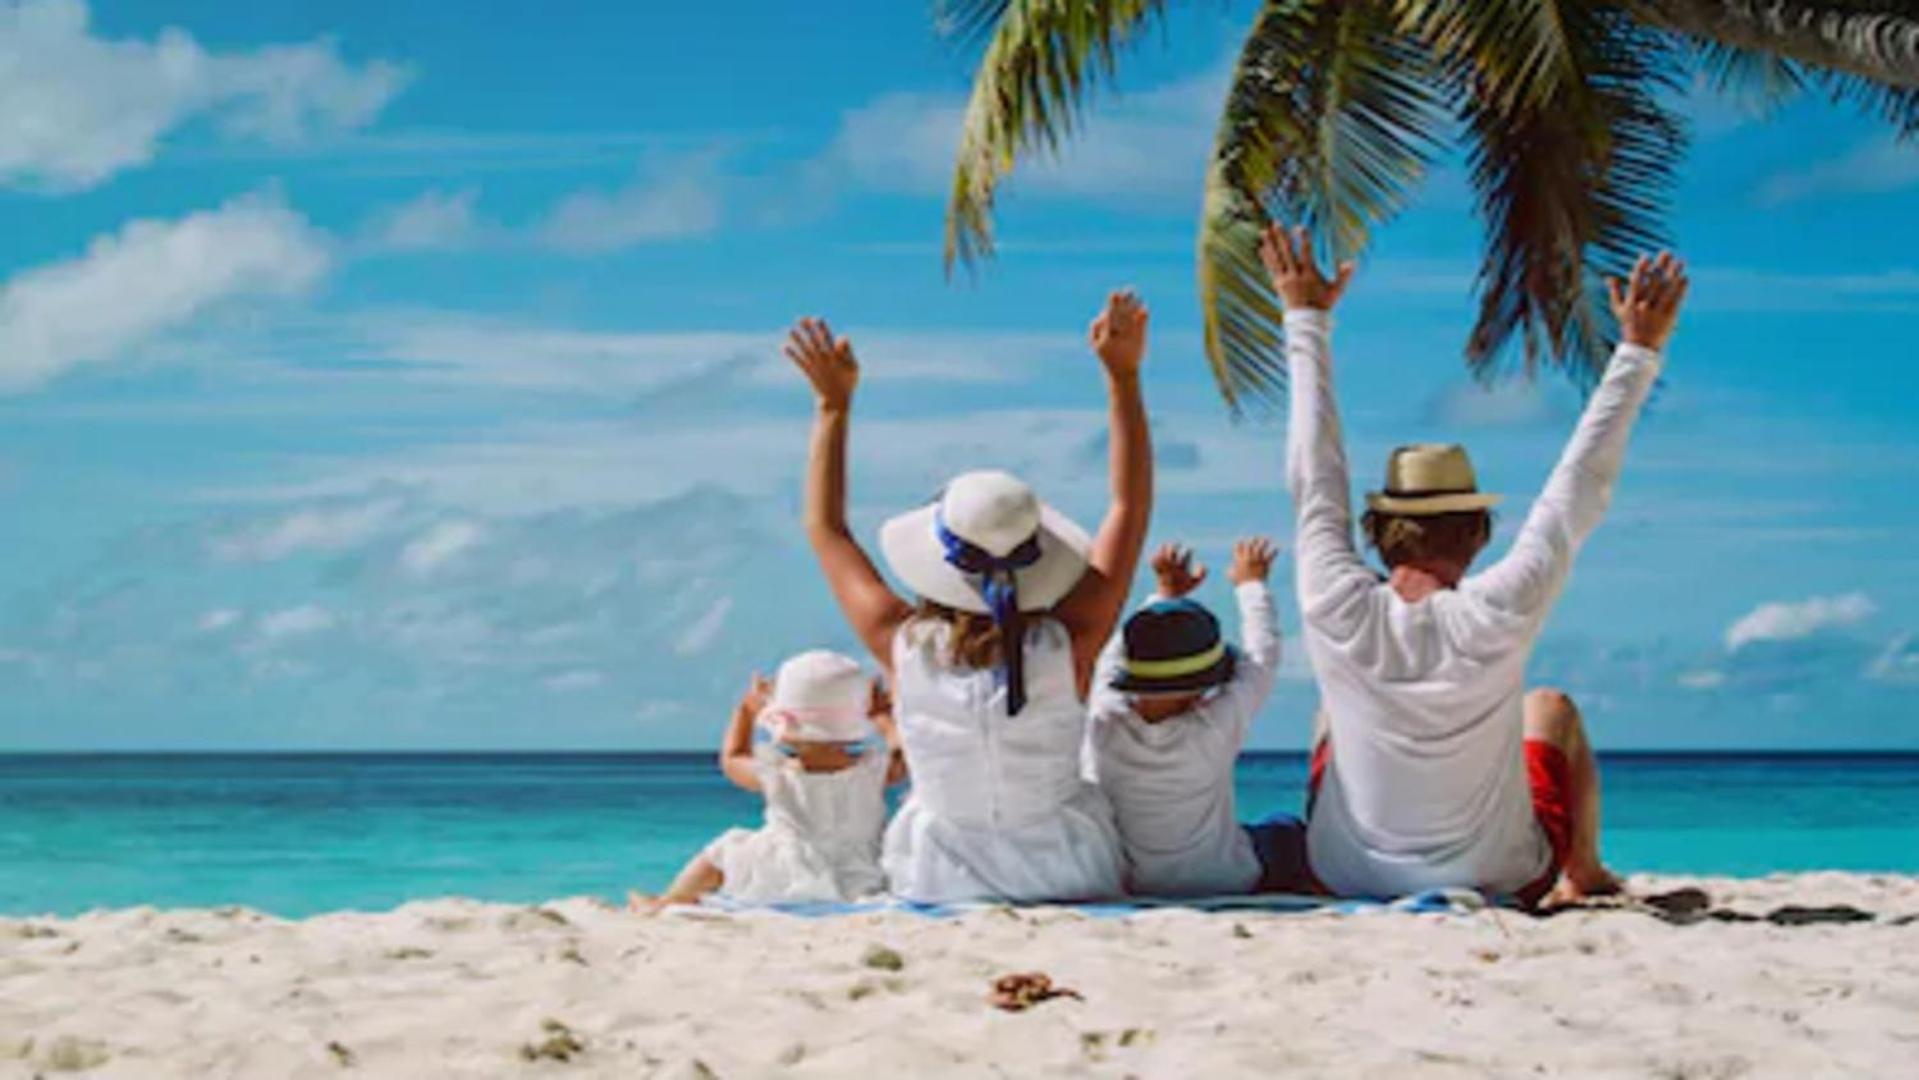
[4,873,1916,1078]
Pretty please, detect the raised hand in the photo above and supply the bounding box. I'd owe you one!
[1228,536,1279,585]
[1088,289,1149,377]
[1609,252,1689,352]
[783,317,859,411]
[1149,542,1207,598]
[738,673,774,720]
[1259,224,1355,312]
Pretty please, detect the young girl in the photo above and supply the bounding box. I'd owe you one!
[631,650,906,911]
[781,291,1154,904]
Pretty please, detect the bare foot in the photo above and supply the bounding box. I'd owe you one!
[625,891,669,915]
[1541,866,1625,910]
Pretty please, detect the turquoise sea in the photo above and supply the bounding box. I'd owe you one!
[3,753,1916,918]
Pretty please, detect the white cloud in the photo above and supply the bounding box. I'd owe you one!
[1677,669,1727,691]
[815,64,1221,206]
[1866,633,1919,686]
[301,311,1056,395]
[1758,137,1919,205]
[227,396,1285,517]
[1427,380,1565,429]
[213,498,400,561]
[543,669,607,693]
[360,188,482,252]
[257,604,336,640]
[1725,592,1877,653]
[400,520,485,576]
[0,0,406,191]
[0,190,329,391]
[674,596,734,657]
[196,608,243,633]
[535,156,724,253]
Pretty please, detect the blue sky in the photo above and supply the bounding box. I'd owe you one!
[0,0,1914,750]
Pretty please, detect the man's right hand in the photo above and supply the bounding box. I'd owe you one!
[1149,542,1206,598]
[1609,252,1689,352]
[1259,224,1355,312]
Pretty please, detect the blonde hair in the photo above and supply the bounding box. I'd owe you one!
[1360,509,1493,568]
[911,599,1003,670]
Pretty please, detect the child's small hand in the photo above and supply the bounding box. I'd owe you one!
[1150,542,1206,598]
[1088,289,1148,377]
[737,673,774,719]
[867,676,892,721]
[1228,537,1279,585]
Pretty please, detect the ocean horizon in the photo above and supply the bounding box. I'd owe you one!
[6,751,1916,919]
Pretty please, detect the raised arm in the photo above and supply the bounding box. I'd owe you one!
[1261,226,1376,627]
[786,319,913,667]
[1056,291,1154,689]
[1211,537,1282,733]
[718,674,772,794]
[1469,253,1688,617]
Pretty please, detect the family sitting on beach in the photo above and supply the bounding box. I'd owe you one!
[635,223,1690,913]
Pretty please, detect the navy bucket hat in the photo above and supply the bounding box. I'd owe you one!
[1110,597,1238,695]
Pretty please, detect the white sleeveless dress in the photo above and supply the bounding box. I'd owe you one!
[883,617,1125,903]
[702,746,889,903]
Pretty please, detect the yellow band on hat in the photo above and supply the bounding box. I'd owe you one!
[1122,643,1226,680]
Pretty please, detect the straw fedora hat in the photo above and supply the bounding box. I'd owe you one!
[878,470,1091,615]
[757,650,875,743]
[1365,444,1502,516]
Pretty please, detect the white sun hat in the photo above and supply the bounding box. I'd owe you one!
[757,650,874,743]
[1364,443,1503,516]
[878,470,1092,615]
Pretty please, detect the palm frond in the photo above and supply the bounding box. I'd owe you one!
[944,1,1171,271]
[1418,1,1686,381]
[1684,35,1808,111]
[1196,0,1443,411]
[935,1,1015,46]
[1628,1,1919,85]
[1635,1,1919,132]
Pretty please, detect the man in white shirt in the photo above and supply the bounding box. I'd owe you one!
[1263,223,1689,907]
[1087,538,1302,896]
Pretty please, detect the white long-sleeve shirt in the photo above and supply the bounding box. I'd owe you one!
[1284,309,1661,898]
[1087,582,1282,896]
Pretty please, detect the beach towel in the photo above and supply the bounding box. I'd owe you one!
[694,888,1485,919]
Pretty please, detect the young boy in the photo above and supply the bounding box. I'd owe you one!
[1087,537,1306,897]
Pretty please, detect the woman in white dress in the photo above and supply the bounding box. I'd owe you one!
[781,291,1154,903]
[632,650,906,911]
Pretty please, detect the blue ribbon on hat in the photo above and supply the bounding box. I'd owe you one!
[935,514,1043,715]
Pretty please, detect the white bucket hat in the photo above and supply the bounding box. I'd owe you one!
[1365,444,1502,516]
[878,470,1092,615]
[757,650,874,743]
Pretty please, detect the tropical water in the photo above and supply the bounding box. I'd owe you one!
[3,753,1916,918]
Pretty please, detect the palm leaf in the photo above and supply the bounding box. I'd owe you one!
[1196,0,1443,411]
[1628,1,1919,84]
[1416,1,1687,381]
[1636,1,1919,132]
[942,0,1172,271]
